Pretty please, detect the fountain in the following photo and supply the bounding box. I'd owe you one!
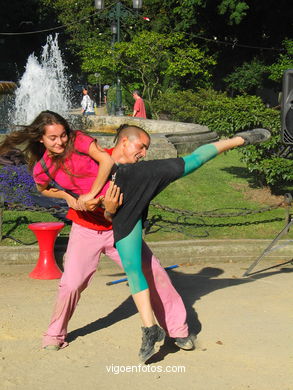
[9,34,72,127]
[0,34,217,156]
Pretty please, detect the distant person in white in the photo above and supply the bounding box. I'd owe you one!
[81,87,95,116]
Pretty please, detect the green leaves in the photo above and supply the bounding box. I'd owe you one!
[218,0,249,24]
[224,59,267,94]
[165,46,216,80]
[80,31,215,112]
[153,88,293,187]
[267,40,293,83]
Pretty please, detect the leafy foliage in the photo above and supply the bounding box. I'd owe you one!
[153,89,273,135]
[153,88,293,187]
[152,89,206,122]
[0,165,37,206]
[223,58,267,94]
[267,40,293,83]
[223,41,293,94]
[81,31,215,112]
[36,0,292,100]
[196,94,280,137]
[217,0,249,24]
[144,0,250,32]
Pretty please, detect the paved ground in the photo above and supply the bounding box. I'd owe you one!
[0,258,292,390]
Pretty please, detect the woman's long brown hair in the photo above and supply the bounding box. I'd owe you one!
[0,110,76,171]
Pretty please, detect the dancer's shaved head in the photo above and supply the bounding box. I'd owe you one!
[114,124,150,145]
[112,124,150,164]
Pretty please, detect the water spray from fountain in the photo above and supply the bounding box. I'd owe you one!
[10,34,72,126]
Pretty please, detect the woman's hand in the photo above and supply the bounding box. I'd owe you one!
[76,192,96,210]
[85,196,104,212]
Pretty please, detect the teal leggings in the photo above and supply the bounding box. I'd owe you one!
[116,144,218,294]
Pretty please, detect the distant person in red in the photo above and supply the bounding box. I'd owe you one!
[132,90,147,119]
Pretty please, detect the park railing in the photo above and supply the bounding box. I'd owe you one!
[0,192,291,244]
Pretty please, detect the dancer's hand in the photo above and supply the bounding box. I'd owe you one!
[77,192,96,210]
[85,196,104,212]
[104,182,123,220]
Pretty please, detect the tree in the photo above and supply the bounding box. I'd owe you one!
[222,40,293,97]
[37,0,291,94]
[267,40,293,83]
[81,31,216,112]
[223,58,267,94]
[142,0,250,33]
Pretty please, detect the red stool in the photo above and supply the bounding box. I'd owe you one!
[28,222,65,280]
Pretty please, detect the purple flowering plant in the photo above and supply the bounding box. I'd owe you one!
[0,164,37,206]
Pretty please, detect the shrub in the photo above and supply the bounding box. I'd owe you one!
[0,165,37,206]
[244,156,293,187]
[223,59,267,94]
[197,94,274,137]
[153,88,293,187]
[153,88,273,136]
[152,89,208,122]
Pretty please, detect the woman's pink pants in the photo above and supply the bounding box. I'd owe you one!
[43,223,188,348]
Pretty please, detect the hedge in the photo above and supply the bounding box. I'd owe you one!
[153,89,292,187]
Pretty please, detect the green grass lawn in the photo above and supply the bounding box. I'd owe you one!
[147,149,289,241]
[0,150,290,246]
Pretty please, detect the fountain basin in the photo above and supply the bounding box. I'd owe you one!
[0,81,17,95]
[165,130,219,154]
[73,114,219,154]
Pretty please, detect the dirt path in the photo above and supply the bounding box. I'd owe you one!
[1,260,292,390]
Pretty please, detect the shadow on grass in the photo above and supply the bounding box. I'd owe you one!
[221,166,254,182]
[221,166,293,196]
[2,214,70,246]
[2,216,37,245]
[144,214,283,239]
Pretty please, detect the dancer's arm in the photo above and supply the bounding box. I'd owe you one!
[77,141,114,209]
[36,184,105,211]
[35,185,79,209]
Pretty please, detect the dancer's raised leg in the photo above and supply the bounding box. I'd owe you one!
[182,129,270,176]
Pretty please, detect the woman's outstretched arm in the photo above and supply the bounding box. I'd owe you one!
[77,141,114,210]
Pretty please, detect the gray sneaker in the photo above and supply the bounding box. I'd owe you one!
[139,325,165,363]
[174,335,195,350]
[236,128,271,146]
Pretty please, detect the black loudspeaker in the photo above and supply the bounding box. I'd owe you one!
[281,69,293,145]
